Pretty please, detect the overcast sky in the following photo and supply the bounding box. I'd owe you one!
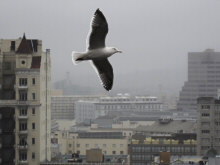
[1,0,220,95]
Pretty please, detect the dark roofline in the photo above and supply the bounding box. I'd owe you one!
[16,34,33,54]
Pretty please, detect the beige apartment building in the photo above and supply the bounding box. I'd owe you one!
[52,131,129,156]
[197,97,220,156]
[0,35,51,165]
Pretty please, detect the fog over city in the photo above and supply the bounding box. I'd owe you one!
[1,0,220,95]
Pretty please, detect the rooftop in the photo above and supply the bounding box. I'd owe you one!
[136,120,197,134]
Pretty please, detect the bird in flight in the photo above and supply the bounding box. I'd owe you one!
[72,9,122,91]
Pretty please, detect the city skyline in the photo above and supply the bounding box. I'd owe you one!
[1,1,220,164]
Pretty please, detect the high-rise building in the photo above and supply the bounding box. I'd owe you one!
[178,49,220,111]
[0,35,51,165]
[197,97,220,156]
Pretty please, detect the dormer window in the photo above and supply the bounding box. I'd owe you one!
[11,41,15,51]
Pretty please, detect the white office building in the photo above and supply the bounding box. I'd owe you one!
[75,95,164,123]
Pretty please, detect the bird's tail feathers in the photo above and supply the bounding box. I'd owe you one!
[72,51,85,65]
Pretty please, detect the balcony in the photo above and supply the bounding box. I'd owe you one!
[19,160,28,165]
[17,85,28,90]
[18,145,28,150]
[19,130,28,135]
[17,101,29,105]
[18,115,28,120]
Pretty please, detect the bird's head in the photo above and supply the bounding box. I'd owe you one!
[110,47,122,54]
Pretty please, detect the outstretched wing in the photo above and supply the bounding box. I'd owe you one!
[91,58,113,91]
[87,9,108,50]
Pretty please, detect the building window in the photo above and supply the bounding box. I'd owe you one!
[120,151,124,155]
[32,123,35,130]
[19,138,27,146]
[19,152,27,161]
[77,144,80,148]
[32,152,35,159]
[201,105,210,109]
[19,122,27,131]
[19,78,27,86]
[32,138,35,145]
[69,144,72,147]
[112,151,116,155]
[21,60,26,65]
[32,108,35,115]
[201,130,210,134]
[32,78,35,85]
[19,107,27,116]
[85,144,89,148]
[32,93,35,100]
[103,144,107,147]
[11,41,15,51]
[95,144,98,148]
[112,144,116,147]
[120,144,124,147]
[19,91,27,101]
[201,113,210,117]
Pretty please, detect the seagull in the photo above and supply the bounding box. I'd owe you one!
[72,9,122,91]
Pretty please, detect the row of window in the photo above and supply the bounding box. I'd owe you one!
[201,113,210,117]
[201,138,220,142]
[75,150,124,155]
[19,137,35,145]
[19,92,36,101]
[19,78,35,86]
[19,122,35,131]
[98,104,162,110]
[75,143,124,148]
[100,98,157,102]
[201,105,210,109]
[19,152,35,161]
[132,146,196,153]
[19,107,36,116]
[201,130,210,134]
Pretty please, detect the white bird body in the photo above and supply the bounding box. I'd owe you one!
[72,47,118,64]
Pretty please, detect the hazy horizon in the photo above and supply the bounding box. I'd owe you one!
[1,0,220,96]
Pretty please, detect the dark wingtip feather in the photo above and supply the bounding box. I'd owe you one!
[104,86,112,91]
[95,8,100,14]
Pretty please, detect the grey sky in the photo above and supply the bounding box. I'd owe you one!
[1,0,220,95]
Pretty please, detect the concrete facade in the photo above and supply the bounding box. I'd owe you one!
[197,97,220,156]
[0,35,51,165]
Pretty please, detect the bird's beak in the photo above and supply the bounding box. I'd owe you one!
[117,50,122,53]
